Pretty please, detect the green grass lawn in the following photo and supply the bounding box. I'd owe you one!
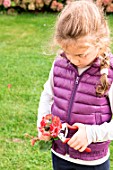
[0,13,113,170]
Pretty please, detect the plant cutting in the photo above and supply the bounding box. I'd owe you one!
[27,114,91,152]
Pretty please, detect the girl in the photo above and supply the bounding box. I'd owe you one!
[37,1,113,170]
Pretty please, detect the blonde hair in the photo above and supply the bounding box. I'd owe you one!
[54,0,111,96]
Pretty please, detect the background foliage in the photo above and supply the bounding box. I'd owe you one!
[0,0,113,14]
[0,13,56,170]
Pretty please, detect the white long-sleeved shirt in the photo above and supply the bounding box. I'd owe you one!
[37,62,113,165]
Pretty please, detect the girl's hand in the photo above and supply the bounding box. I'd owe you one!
[38,131,51,141]
[67,123,88,152]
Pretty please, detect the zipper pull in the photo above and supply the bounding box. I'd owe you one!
[75,76,79,84]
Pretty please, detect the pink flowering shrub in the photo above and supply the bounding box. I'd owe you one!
[0,0,113,13]
[96,0,113,12]
[0,0,73,12]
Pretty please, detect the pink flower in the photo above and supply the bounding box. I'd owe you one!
[44,0,52,6]
[102,0,112,6]
[106,3,113,12]
[36,0,44,9]
[50,1,57,11]
[3,0,11,8]
[57,2,63,12]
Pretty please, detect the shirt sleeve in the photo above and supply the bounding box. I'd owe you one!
[86,83,113,144]
[37,62,54,127]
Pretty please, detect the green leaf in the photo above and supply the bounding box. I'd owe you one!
[38,140,52,151]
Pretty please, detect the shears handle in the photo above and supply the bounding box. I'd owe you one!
[63,124,91,153]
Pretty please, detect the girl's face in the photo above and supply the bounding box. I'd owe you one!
[62,39,99,68]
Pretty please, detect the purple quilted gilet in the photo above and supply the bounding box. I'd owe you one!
[51,53,113,161]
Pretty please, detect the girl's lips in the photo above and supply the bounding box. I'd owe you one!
[76,65,86,68]
[76,64,83,67]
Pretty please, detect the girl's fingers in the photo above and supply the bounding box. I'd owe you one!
[78,146,87,152]
[69,140,87,152]
[38,132,51,141]
[69,141,79,149]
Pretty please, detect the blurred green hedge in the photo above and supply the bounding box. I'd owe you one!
[0,0,113,14]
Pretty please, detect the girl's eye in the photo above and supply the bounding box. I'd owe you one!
[79,54,87,58]
[74,54,84,58]
[79,54,84,57]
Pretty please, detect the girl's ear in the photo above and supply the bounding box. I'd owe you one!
[95,47,101,58]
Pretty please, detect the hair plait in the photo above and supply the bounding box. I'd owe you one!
[96,53,110,96]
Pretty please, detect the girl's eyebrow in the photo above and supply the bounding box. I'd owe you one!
[74,50,90,57]
[74,52,88,56]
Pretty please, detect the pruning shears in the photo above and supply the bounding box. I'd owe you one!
[58,123,91,153]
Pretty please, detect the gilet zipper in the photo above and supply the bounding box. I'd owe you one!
[66,76,80,153]
[67,76,80,122]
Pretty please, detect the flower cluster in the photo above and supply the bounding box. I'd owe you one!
[25,114,62,148]
[39,114,62,138]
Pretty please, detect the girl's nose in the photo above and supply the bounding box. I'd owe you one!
[76,60,80,63]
